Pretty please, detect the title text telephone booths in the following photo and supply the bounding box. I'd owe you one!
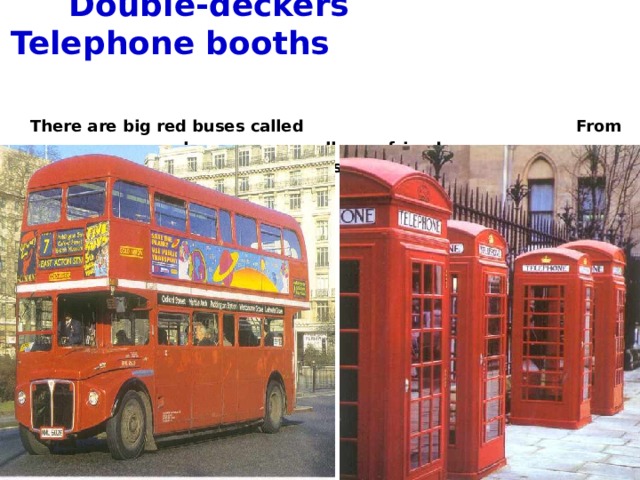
[340,158,452,480]
[447,220,507,479]
[511,248,594,429]
[561,240,626,416]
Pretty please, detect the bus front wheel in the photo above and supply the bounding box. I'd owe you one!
[262,381,285,433]
[106,390,147,460]
[19,425,51,455]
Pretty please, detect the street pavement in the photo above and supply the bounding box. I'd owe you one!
[486,368,640,480]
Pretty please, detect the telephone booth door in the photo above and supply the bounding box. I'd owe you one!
[447,221,508,479]
[562,240,626,415]
[340,247,374,479]
[340,158,452,480]
[408,257,448,480]
[511,247,594,429]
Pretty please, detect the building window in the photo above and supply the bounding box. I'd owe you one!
[166,159,174,175]
[238,150,250,167]
[265,195,275,209]
[316,301,329,322]
[316,247,329,267]
[291,145,302,159]
[578,176,605,227]
[202,157,213,170]
[316,275,329,298]
[290,170,302,187]
[188,157,197,172]
[263,146,276,162]
[527,157,555,242]
[529,180,554,236]
[214,154,225,169]
[264,173,275,189]
[215,179,225,193]
[317,145,329,156]
[289,193,301,210]
[316,167,329,183]
[239,177,250,192]
[316,219,328,241]
[317,189,329,208]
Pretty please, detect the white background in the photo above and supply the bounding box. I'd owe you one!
[1,0,639,144]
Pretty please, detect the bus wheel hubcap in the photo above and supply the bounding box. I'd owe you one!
[123,405,142,444]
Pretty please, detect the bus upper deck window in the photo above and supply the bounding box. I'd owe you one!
[219,210,233,243]
[27,188,62,225]
[261,224,282,254]
[190,203,217,238]
[112,181,150,223]
[283,229,302,259]
[155,194,186,232]
[67,182,106,220]
[236,215,258,248]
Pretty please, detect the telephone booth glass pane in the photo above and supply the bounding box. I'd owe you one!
[410,262,444,471]
[449,274,458,446]
[582,287,593,401]
[340,260,360,477]
[615,289,625,387]
[483,274,506,443]
[522,285,565,402]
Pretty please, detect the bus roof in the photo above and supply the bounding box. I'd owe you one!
[28,154,301,231]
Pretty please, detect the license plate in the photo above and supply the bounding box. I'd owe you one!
[40,427,65,439]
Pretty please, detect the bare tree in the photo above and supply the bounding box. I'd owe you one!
[0,148,48,356]
[9,145,61,161]
[559,145,640,251]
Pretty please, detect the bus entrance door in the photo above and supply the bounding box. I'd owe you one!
[190,310,223,428]
[154,312,192,434]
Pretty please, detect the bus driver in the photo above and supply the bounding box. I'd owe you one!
[58,313,83,346]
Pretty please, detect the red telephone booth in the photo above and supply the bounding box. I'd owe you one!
[511,247,594,429]
[340,158,452,480]
[561,240,626,416]
[447,221,508,479]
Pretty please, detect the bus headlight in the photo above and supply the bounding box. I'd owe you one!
[88,390,100,406]
[17,391,26,405]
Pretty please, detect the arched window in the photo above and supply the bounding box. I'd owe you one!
[527,157,555,241]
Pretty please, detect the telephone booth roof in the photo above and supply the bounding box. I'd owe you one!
[448,220,508,262]
[340,158,452,214]
[515,247,592,277]
[562,240,626,264]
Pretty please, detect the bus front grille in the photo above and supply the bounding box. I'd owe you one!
[31,381,74,431]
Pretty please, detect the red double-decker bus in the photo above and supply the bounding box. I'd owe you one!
[14,155,309,459]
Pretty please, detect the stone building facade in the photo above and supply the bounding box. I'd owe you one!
[0,147,48,357]
[144,144,336,363]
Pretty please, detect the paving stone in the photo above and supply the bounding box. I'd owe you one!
[605,454,640,468]
[537,438,607,453]
[603,444,640,457]
[505,443,540,456]
[506,425,571,440]
[562,435,627,447]
[508,448,607,471]
[584,476,634,480]
[488,466,589,479]
[592,417,640,431]
[577,462,640,479]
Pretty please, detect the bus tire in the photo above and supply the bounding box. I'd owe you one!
[106,390,147,460]
[262,381,284,433]
[19,425,51,455]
